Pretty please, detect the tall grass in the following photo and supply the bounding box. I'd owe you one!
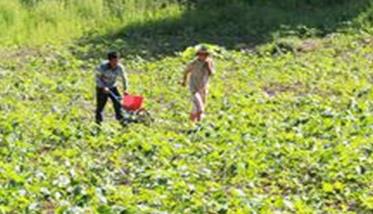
[0,0,184,46]
[0,0,371,47]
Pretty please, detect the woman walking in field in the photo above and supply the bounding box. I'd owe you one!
[181,45,215,123]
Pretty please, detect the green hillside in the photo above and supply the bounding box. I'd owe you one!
[0,0,372,213]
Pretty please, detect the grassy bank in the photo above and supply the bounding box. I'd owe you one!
[0,0,183,46]
[1,0,372,47]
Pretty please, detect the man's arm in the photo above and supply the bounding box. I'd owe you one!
[96,66,111,94]
[119,67,128,92]
[95,66,106,88]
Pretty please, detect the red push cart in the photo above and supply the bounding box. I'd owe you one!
[110,91,152,125]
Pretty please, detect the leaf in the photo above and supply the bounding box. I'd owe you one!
[322,182,334,193]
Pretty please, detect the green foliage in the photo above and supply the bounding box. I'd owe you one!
[0,0,372,213]
[1,32,373,212]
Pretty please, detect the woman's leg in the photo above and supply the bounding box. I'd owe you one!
[191,92,204,122]
[198,89,208,121]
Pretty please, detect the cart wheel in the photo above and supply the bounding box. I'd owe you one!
[135,108,153,125]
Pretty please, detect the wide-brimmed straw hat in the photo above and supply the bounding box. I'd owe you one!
[196,45,210,55]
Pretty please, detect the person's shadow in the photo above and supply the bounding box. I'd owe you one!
[75,0,371,60]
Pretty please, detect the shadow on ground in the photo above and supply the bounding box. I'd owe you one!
[75,0,371,59]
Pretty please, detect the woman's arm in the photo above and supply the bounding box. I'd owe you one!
[181,63,192,87]
[206,58,215,75]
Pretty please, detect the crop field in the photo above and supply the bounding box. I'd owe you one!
[0,0,373,213]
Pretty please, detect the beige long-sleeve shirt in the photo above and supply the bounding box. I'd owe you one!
[186,58,215,93]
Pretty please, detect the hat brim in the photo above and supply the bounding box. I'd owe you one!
[196,51,210,55]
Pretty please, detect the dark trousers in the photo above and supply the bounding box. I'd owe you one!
[95,87,123,124]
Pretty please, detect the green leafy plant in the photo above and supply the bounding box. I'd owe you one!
[0,0,372,213]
